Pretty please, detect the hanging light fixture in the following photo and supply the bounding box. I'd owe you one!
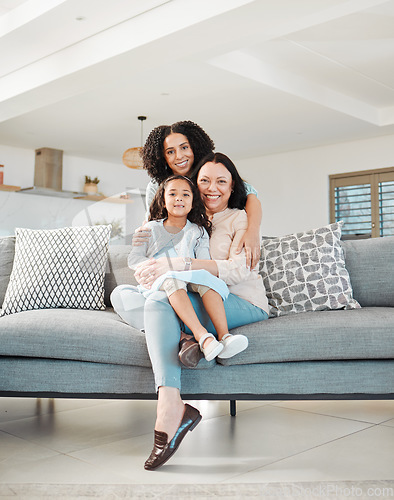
[122,115,147,169]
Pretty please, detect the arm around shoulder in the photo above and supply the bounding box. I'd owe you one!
[128,221,155,270]
[145,179,158,219]
[237,193,262,268]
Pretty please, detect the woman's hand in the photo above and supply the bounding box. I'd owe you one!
[135,257,184,288]
[134,258,157,287]
[132,223,151,247]
[235,228,261,269]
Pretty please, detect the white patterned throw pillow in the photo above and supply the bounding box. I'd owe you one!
[1,225,111,316]
[259,222,360,317]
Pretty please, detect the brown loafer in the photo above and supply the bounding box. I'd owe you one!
[144,403,202,471]
[178,337,203,368]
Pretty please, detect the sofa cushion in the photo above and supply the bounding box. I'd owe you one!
[0,236,15,311]
[341,236,394,307]
[1,307,391,370]
[0,307,213,370]
[0,308,151,367]
[218,307,394,366]
[1,225,111,316]
[259,222,360,317]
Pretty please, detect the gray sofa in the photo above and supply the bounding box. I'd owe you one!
[1,234,393,414]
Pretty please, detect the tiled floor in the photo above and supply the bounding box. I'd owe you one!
[0,398,393,485]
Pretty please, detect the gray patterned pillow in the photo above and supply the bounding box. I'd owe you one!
[259,222,360,317]
[1,225,111,316]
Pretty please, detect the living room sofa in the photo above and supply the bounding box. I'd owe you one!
[1,231,393,414]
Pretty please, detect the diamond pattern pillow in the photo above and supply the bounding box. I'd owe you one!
[259,222,361,317]
[1,225,111,316]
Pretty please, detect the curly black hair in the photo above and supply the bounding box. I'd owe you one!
[141,120,215,184]
[148,175,212,236]
[190,152,247,210]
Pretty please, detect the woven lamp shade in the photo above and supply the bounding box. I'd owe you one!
[122,147,143,169]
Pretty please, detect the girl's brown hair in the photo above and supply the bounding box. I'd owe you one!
[149,175,212,236]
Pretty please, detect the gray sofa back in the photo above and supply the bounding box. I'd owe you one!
[103,245,137,306]
[1,235,393,310]
[340,237,394,307]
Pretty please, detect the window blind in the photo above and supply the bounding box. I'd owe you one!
[330,167,394,239]
[335,183,372,237]
[379,180,394,237]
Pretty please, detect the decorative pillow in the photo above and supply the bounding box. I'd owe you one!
[259,222,361,317]
[1,225,111,316]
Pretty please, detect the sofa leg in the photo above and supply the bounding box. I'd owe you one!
[230,399,236,417]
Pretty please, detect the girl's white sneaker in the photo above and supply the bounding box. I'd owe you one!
[199,333,223,361]
[217,333,248,359]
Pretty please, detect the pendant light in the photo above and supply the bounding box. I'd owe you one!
[122,115,147,169]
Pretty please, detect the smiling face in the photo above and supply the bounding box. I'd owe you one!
[163,133,195,176]
[164,178,193,220]
[197,161,234,216]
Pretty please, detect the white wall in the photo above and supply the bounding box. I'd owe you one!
[0,144,149,195]
[62,155,149,197]
[237,133,394,237]
[0,144,35,188]
[0,144,150,239]
[2,134,394,238]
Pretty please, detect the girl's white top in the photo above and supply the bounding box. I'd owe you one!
[128,219,229,299]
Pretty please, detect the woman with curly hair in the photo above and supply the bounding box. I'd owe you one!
[142,120,214,191]
[139,120,262,269]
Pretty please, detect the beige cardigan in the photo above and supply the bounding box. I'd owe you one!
[210,208,269,313]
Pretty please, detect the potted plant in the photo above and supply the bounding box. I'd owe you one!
[83,175,100,194]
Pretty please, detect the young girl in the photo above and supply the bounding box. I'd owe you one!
[128,175,249,366]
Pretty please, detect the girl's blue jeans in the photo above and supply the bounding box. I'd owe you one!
[110,285,268,391]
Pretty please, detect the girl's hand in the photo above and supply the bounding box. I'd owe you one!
[132,223,151,247]
[235,229,261,269]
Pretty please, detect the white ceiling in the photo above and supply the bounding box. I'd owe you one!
[0,0,394,164]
